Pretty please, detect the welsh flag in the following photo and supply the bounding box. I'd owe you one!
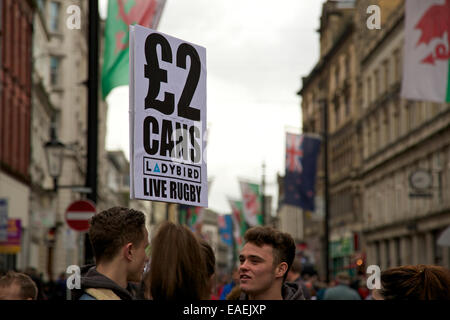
[101,0,166,99]
[179,205,203,234]
[228,199,247,252]
[238,181,263,227]
[401,0,450,103]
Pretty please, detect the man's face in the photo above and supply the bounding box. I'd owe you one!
[127,227,150,282]
[0,283,25,300]
[239,242,278,296]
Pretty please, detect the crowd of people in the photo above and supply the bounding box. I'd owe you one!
[1,206,450,300]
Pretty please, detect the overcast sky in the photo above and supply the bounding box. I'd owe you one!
[100,0,326,215]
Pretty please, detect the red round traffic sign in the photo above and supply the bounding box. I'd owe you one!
[65,200,96,232]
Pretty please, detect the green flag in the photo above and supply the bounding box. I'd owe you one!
[101,0,165,99]
[228,199,248,254]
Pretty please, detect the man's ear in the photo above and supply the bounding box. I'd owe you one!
[275,262,288,279]
[123,242,133,261]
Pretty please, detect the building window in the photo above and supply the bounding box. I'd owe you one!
[385,240,391,268]
[345,54,351,79]
[335,102,340,127]
[345,93,350,117]
[50,56,61,86]
[394,49,401,82]
[383,60,389,92]
[374,69,380,99]
[395,238,401,266]
[49,1,60,32]
[367,77,372,104]
[335,65,340,89]
[37,0,46,13]
[432,230,443,265]
[375,242,381,266]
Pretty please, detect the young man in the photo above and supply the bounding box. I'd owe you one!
[238,226,304,300]
[0,271,38,300]
[72,207,150,300]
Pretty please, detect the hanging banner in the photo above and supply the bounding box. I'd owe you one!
[401,0,450,102]
[0,219,21,254]
[0,199,8,242]
[129,25,208,207]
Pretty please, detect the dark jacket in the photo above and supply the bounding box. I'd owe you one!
[238,281,305,300]
[289,276,311,300]
[71,264,136,300]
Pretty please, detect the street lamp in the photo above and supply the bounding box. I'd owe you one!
[44,124,65,192]
[43,124,92,194]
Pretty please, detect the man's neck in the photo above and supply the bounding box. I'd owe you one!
[248,282,283,300]
[96,260,128,289]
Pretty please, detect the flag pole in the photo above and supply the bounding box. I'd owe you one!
[261,162,266,225]
[85,0,99,265]
[321,98,330,284]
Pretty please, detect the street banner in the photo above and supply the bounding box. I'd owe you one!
[0,219,21,254]
[129,25,208,207]
[0,199,8,242]
[102,0,166,99]
[401,0,450,102]
[218,214,233,247]
[284,133,321,211]
[228,199,247,252]
[239,181,263,227]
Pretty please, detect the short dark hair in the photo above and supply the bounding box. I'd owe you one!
[88,207,146,263]
[244,226,295,280]
[380,265,450,300]
[0,271,38,300]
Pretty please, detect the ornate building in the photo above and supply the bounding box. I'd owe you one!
[356,0,450,269]
[0,0,34,272]
[299,0,363,278]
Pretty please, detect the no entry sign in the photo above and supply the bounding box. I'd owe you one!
[65,200,96,232]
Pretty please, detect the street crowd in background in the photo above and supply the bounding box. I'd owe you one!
[1,207,450,300]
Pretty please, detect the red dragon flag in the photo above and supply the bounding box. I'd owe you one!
[401,0,450,103]
[101,0,166,99]
[238,180,263,227]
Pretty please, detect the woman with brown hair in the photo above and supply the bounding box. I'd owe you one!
[373,265,450,300]
[143,221,209,301]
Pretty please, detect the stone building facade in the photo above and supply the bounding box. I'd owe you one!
[356,0,450,270]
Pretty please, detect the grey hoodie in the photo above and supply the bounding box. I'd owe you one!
[71,264,137,300]
[239,281,305,300]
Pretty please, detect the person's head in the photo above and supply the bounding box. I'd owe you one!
[335,272,351,286]
[373,265,450,300]
[0,271,38,300]
[146,221,208,301]
[287,258,302,282]
[239,226,295,298]
[199,239,216,298]
[88,206,149,283]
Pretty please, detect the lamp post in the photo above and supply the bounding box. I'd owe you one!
[44,124,65,192]
[44,125,92,194]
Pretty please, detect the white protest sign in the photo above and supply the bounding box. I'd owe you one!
[129,25,208,207]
